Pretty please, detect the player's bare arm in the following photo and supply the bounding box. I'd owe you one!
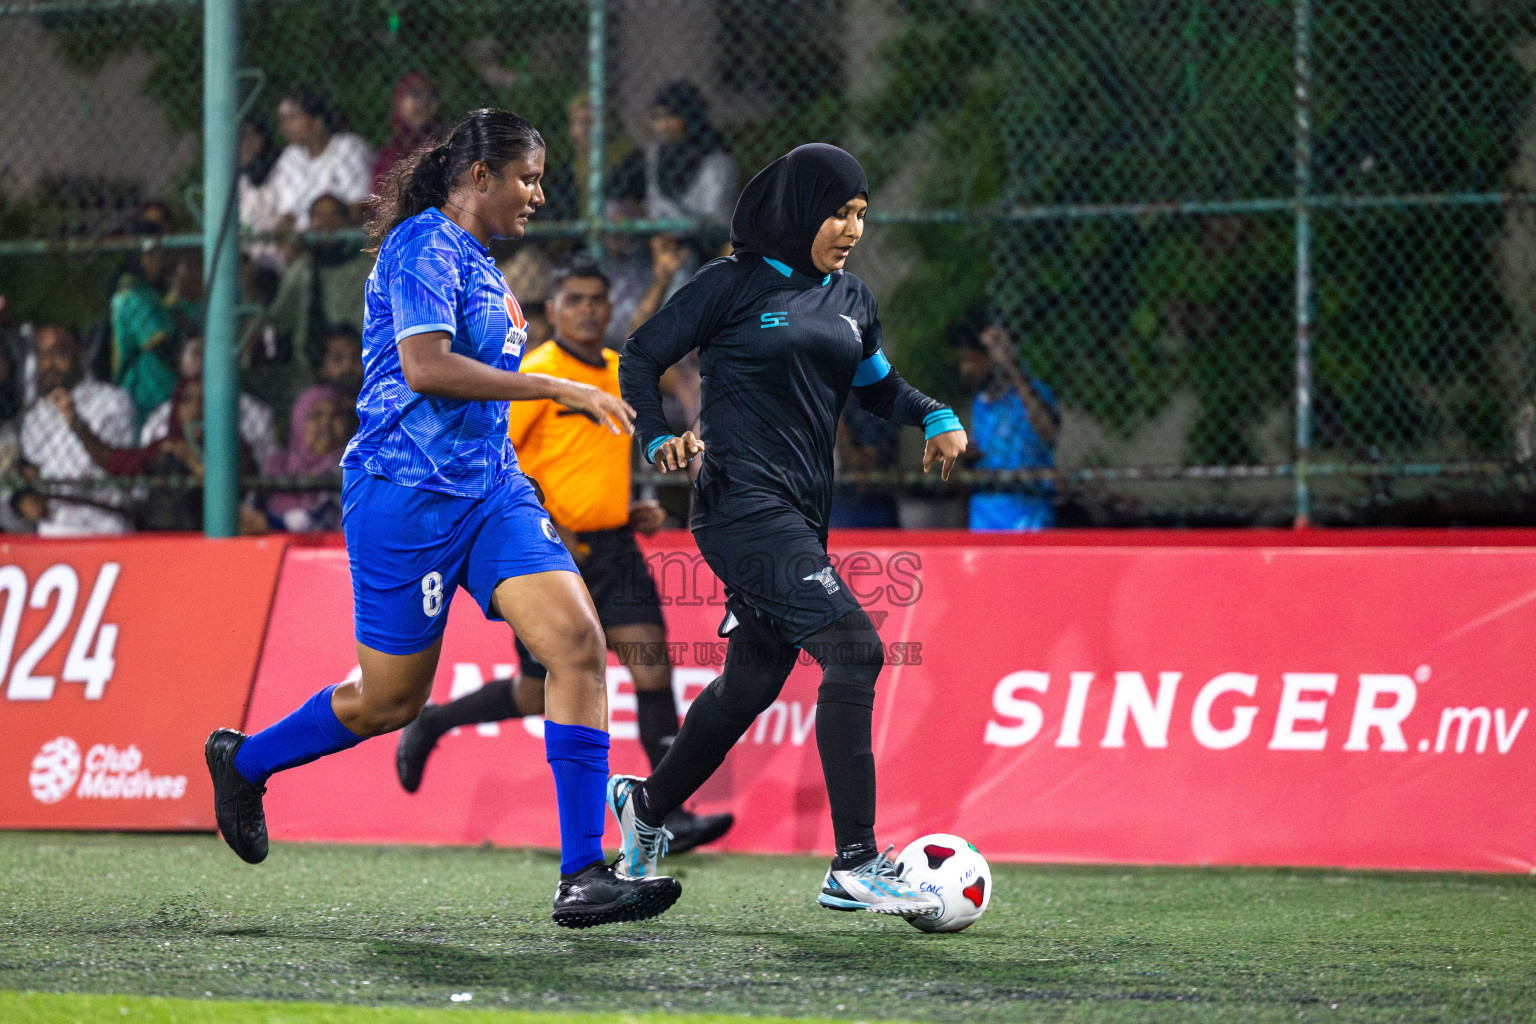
[397,330,634,435]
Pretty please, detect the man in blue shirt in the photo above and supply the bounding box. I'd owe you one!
[949,310,1059,531]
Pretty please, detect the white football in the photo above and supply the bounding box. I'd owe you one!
[895,832,992,933]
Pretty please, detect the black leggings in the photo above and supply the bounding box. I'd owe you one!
[639,608,883,852]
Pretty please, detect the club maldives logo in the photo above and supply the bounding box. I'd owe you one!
[29,736,81,803]
[28,736,187,804]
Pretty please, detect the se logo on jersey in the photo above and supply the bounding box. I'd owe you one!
[839,314,862,343]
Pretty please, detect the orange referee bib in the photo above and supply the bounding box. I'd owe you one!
[507,341,631,533]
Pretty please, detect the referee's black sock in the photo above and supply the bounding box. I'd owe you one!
[636,686,747,826]
[638,620,798,825]
[415,677,523,740]
[635,688,679,772]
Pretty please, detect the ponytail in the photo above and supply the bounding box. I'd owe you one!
[368,143,451,249]
[366,108,544,250]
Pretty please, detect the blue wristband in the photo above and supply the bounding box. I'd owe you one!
[645,435,677,464]
[923,408,963,440]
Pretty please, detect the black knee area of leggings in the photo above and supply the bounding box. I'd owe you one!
[805,609,882,707]
[818,677,876,709]
[709,614,800,723]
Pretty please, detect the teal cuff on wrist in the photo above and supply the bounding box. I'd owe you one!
[645,435,677,464]
[923,408,962,440]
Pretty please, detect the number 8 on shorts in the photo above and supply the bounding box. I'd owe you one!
[421,572,444,617]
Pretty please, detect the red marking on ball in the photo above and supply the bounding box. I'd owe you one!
[923,845,956,870]
[963,877,986,907]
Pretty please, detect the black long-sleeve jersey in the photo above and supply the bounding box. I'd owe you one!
[619,252,946,534]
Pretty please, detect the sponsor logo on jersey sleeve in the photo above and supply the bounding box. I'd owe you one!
[504,293,529,356]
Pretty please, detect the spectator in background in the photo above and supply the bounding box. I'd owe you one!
[140,334,277,469]
[238,114,285,292]
[532,93,588,223]
[269,85,373,231]
[372,72,442,192]
[102,379,266,534]
[627,233,693,339]
[111,210,198,426]
[262,384,353,533]
[601,185,694,344]
[21,324,135,536]
[498,245,555,349]
[260,193,374,407]
[542,92,643,225]
[830,392,900,528]
[644,80,737,223]
[600,195,655,348]
[0,325,20,470]
[309,323,365,404]
[0,335,39,534]
[949,310,1060,531]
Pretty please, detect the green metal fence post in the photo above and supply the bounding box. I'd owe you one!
[585,0,606,261]
[202,0,239,537]
[1291,0,1315,527]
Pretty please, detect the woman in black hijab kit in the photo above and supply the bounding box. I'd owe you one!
[614,144,969,918]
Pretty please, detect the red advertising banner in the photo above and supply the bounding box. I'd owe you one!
[252,532,1536,872]
[0,536,287,830]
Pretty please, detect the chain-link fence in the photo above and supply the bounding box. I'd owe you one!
[4,0,1536,531]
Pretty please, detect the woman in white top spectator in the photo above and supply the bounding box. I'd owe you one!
[268,85,373,232]
[643,80,737,223]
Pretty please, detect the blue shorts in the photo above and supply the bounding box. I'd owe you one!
[342,468,578,655]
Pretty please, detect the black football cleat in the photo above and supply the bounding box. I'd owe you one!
[551,860,682,929]
[664,807,735,855]
[394,706,438,794]
[205,728,269,865]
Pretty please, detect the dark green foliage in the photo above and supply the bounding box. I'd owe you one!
[38,0,588,169]
[866,0,1532,465]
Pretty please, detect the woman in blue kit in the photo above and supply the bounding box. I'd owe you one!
[204,108,681,928]
[611,144,969,919]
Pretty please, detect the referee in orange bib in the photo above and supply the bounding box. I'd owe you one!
[394,258,733,854]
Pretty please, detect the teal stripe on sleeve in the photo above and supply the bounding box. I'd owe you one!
[646,435,677,463]
[923,408,963,439]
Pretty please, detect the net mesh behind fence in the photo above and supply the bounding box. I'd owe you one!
[4,0,1536,531]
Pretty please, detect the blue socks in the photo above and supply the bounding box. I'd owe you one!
[234,684,365,784]
[544,721,610,876]
[233,688,608,876]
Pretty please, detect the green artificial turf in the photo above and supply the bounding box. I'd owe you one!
[1,832,1533,1022]
[0,991,859,1023]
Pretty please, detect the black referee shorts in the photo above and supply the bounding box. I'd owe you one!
[579,525,666,629]
[694,508,862,646]
[516,525,664,680]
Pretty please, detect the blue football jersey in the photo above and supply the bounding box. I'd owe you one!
[343,207,530,498]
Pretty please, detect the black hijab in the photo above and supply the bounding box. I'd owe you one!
[729,144,869,279]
